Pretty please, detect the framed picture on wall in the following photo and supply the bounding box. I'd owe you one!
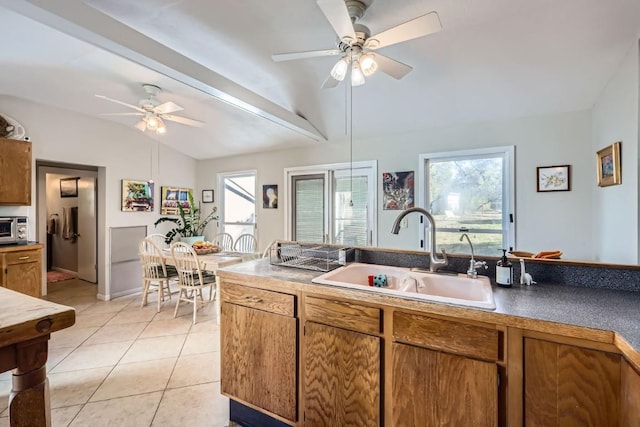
[596,141,621,187]
[263,185,278,208]
[160,186,193,215]
[121,179,154,212]
[202,189,214,203]
[536,165,571,192]
[60,177,79,198]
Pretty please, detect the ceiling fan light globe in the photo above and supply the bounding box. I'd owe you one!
[156,125,167,135]
[330,58,349,81]
[351,61,366,86]
[360,54,378,76]
[146,115,159,130]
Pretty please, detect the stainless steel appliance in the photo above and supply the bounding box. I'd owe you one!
[0,216,29,244]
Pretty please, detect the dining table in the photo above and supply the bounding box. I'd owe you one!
[161,249,249,322]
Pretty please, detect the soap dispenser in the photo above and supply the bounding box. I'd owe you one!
[496,249,513,287]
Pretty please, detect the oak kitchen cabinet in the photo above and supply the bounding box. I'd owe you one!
[0,245,42,298]
[392,311,500,427]
[220,282,298,424]
[0,137,31,205]
[621,358,640,426]
[303,296,382,427]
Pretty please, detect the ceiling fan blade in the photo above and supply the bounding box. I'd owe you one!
[321,74,341,89]
[317,0,357,43]
[365,12,442,50]
[162,114,205,128]
[99,112,144,116]
[272,49,341,62]
[95,94,145,113]
[373,53,413,79]
[153,101,183,114]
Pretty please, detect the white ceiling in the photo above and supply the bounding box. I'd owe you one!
[1,0,640,160]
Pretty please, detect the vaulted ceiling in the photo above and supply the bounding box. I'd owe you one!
[1,0,640,159]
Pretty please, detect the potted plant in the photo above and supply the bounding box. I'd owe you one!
[154,190,218,245]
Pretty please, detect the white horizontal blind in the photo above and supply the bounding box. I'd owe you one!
[293,175,324,243]
[334,175,368,246]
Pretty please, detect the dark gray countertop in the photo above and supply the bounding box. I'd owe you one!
[219,259,640,353]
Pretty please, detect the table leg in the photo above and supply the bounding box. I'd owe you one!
[9,336,50,427]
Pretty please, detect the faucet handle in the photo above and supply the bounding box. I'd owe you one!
[474,260,488,270]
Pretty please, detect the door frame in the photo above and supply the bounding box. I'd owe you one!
[36,162,102,297]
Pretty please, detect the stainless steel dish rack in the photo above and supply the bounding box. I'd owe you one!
[269,242,354,272]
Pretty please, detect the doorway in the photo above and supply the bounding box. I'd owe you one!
[37,162,98,296]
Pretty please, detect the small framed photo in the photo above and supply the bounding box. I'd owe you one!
[596,142,622,187]
[60,177,79,198]
[202,189,214,203]
[536,165,570,192]
[262,185,278,208]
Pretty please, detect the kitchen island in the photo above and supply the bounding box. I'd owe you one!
[0,287,75,426]
[218,257,640,426]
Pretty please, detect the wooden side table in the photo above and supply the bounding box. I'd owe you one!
[0,288,75,426]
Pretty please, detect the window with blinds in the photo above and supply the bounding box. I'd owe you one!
[334,174,369,246]
[293,175,324,243]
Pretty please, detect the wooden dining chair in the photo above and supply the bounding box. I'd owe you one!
[138,238,177,312]
[170,241,217,324]
[146,233,169,250]
[234,233,257,253]
[213,232,234,251]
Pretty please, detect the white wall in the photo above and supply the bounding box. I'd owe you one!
[197,109,595,260]
[0,96,197,298]
[591,41,639,264]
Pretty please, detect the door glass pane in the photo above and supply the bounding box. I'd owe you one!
[334,175,368,246]
[223,174,255,242]
[294,176,324,243]
[428,156,504,256]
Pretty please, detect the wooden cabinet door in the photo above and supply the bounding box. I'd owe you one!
[5,260,41,298]
[303,321,380,427]
[0,138,31,205]
[220,302,297,422]
[392,343,497,427]
[524,338,621,427]
[621,359,640,427]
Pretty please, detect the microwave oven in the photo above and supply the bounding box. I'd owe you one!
[0,216,29,244]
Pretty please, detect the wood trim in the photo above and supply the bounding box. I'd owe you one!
[304,296,381,335]
[393,311,500,362]
[0,244,44,254]
[524,329,619,353]
[506,327,523,427]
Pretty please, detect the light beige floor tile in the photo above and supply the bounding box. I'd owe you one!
[152,382,229,426]
[189,318,220,334]
[0,417,6,427]
[0,380,9,415]
[52,404,83,426]
[49,326,99,348]
[51,295,100,312]
[139,318,192,338]
[47,346,76,372]
[84,322,148,345]
[182,331,220,355]
[168,351,220,389]
[105,307,157,325]
[81,299,132,315]
[51,341,133,373]
[75,311,117,328]
[73,391,163,427]
[90,358,176,401]
[120,335,186,364]
[49,367,112,408]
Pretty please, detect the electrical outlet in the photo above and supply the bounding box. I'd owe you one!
[401,217,408,228]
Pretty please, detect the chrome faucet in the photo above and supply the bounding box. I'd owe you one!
[459,233,487,278]
[391,207,448,273]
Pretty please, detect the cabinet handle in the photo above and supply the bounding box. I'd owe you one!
[244,296,263,304]
[18,256,29,260]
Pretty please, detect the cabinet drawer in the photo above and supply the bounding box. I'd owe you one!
[5,250,40,265]
[221,282,295,317]
[393,311,500,362]
[305,296,381,335]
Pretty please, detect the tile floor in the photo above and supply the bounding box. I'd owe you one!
[0,279,237,426]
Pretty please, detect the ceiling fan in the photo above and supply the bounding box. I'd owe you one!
[272,0,442,88]
[96,84,205,134]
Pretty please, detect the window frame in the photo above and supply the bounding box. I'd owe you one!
[418,146,515,252]
[284,160,377,246]
[217,169,257,239]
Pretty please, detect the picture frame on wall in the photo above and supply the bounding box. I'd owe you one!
[596,141,622,187]
[59,177,79,198]
[536,165,571,192]
[263,185,278,208]
[121,179,154,212]
[160,186,192,215]
[202,189,214,203]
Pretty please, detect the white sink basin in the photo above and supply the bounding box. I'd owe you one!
[311,262,496,310]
